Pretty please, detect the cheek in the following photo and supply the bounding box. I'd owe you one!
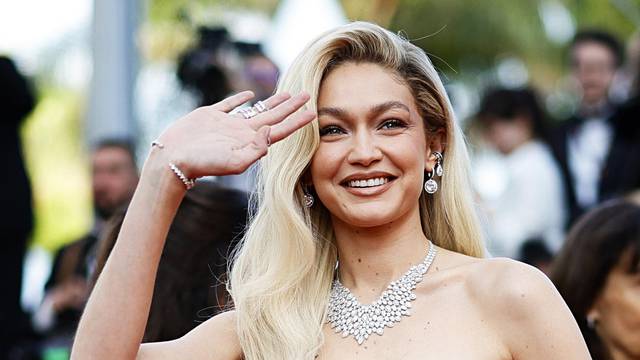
[393,133,427,167]
[599,282,640,333]
[310,144,344,188]
[383,137,426,188]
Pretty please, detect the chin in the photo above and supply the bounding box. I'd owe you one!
[334,203,405,228]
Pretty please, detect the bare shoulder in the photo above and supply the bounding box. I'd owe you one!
[466,257,556,310]
[429,249,556,309]
[453,256,589,359]
[137,310,242,360]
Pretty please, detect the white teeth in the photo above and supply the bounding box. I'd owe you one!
[347,177,389,188]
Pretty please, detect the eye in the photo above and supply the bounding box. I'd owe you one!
[379,119,406,130]
[319,125,346,136]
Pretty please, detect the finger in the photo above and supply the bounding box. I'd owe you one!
[232,92,292,121]
[209,91,255,112]
[251,92,311,128]
[258,92,291,112]
[269,110,316,144]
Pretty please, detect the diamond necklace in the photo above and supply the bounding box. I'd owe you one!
[326,242,437,345]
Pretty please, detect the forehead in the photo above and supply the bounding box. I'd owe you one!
[572,42,616,64]
[93,147,133,166]
[318,62,417,112]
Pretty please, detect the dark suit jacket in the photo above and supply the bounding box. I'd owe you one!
[43,233,98,335]
[0,56,35,233]
[548,99,640,227]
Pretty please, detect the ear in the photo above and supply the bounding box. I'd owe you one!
[425,128,446,171]
[586,306,600,327]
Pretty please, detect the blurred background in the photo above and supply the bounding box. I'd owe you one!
[1,0,639,358]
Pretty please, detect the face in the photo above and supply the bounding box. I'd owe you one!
[92,147,138,219]
[571,41,617,106]
[310,62,436,228]
[484,116,532,155]
[590,250,640,358]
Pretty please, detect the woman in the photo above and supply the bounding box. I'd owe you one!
[72,22,589,359]
[473,87,566,261]
[551,200,640,360]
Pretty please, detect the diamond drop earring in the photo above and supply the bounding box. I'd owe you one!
[303,187,315,208]
[433,151,444,177]
[424,151,443,194]
[424,171,438,194]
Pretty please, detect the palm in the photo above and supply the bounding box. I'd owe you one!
[157,91,315,178]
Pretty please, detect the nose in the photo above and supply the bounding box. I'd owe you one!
[346,131,383,166]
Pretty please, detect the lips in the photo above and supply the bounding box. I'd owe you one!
[340,172,397,190]
[347,177,389,188]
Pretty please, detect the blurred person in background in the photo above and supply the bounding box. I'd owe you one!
[518,240,554,274]
[0,56,37,358]
[90,181,247,342]
[549,29,631,227]
[177,27,233,107]
[234,42,279,102]
[600,32,640,205]
[550,199,640,360]
[473,87,565,261]
[33,139,138,349]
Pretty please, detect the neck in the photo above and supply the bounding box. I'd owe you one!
[579,98,611,118]
[603,337,637,360]
[331,206,429,303]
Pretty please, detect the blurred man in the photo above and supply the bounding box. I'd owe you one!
[549,29,630,226]
[33,139,138,348]
[0,56,36,357]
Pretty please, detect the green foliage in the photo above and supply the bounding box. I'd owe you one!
[147,0,279,23]
[565,0,639,37]
[391,0,553,72]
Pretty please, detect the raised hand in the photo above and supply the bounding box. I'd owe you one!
[154,91,315,179]
[72,90,316,360]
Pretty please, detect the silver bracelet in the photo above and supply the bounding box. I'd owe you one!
[169,163,196,190]
[152,139,197,190]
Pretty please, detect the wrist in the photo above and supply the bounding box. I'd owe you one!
[146,139,199,189]
[141,148,188,197]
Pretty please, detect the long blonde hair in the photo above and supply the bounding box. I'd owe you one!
[228,21,485,359]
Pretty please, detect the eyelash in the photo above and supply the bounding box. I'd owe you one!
[319,119,407,137]
[379,119,406,130]
[319,125,345,136]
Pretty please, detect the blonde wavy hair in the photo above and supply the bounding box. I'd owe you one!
[228,21,485,359]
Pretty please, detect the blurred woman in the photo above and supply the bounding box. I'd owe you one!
[551,199,640,360]
[473,87,566,262]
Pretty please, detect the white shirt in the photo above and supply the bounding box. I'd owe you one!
[474,141,567,258]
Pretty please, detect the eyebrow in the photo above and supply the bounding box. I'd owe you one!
[317,101,411,120]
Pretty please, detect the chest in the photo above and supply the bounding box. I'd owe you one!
[316,286,510,360]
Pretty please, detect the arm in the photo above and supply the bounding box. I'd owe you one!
[486,259,591,359]
[136,311,241,359]
[71,91,315,359]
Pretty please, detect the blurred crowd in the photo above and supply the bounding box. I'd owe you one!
[1,25,639,360]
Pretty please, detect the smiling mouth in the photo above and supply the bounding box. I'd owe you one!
[344,176,395,188]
